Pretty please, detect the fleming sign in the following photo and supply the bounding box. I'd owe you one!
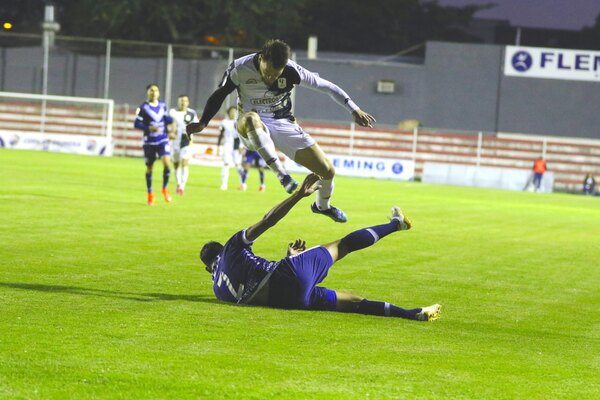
[504,45,600,82]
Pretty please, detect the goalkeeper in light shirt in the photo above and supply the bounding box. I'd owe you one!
[199,174,442,321]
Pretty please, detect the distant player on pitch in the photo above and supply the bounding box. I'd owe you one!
[217,106,245,191]
[240,149,267,192]
[199,173,441,321]
[187,39,376,223]
[169,94,199,196]
[134,83,175,206]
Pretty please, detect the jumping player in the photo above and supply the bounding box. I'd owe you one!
[169,94,199,196]
[134,84,175,205]
[199,173,442,321]
[217,106,244,190]
[187,39,376,223]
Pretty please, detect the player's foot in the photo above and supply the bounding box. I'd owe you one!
[161,187,172,203]
[310,202,348,223]
[176,185,184,196]
[220,184,227,191]
[258,184,266,192]
[280,174,298,193]
[238,183,247,191]
[416,304,442,321]
[147,192,155,206]
[389,206,411,230]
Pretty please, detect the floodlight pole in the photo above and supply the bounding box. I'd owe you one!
[103,40,111,99]
[225,47,234,110]
[40,5,60,135]
[165,44,173,108]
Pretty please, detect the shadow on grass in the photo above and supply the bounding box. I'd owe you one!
[0,282,219,304]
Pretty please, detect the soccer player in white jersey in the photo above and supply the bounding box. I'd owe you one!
[217,106,244,190]
[169,95,199,196]
[187,39,375,223]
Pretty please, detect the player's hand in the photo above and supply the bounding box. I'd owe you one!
[149,126,159,133]
[186,122,206,136]
[287,239,306,256]
[297,173,322,197]
[352,110,376,128]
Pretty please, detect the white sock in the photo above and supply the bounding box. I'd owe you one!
[236,165,245,183]
[221,165,229,188]
[181,166,189,188]
[176,167,183,186]
[317,178,334,210]
[246,129,287,179]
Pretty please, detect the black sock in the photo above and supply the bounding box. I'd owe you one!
[340,220,399,253]
[145,172,152,192]
[357,299,421,320]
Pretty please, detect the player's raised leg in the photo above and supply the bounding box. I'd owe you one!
[323,206,411,263]
[294,143,346,223]
[237,112,298,193]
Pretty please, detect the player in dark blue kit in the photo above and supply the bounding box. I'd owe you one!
[240,149,267,192]
[134,83,175,206]
[200,174,442,321]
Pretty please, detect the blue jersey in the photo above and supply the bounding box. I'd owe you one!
[134,101,173,145]
[212,230,279,304]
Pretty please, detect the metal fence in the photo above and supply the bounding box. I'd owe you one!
[0,31,256,111]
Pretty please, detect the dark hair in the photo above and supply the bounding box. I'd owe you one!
[260,39,290,69]
[200,241,223,272]
[146,83,159,90]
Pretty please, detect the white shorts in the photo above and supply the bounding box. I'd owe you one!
[172,145,192,163]
[222,143,242,165]
[262,118,315,160]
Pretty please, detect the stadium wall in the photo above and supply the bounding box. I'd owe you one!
[1,37,599,139]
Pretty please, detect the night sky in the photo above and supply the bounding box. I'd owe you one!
[436,0,600,30]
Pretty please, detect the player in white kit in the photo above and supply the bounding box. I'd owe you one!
[169,94,199,195]
[217,106,244,190]
[186,39,375,223]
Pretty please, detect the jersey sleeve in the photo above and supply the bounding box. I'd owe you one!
[220,61,240,88]
[134,104,145,130]
[163,104,173,124]
[295,62,359,113]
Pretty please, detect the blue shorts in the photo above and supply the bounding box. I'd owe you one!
[244,150,266,168]
[143,142,171,165]
[268,246,337,311]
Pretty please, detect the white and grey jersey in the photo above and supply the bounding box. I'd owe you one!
[169,107,199,148]
[219,118,238,146]
[221,53,359,121]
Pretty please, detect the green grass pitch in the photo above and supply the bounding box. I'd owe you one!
[1,149,598,399]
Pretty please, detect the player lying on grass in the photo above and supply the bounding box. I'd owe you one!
[199,173,441,321]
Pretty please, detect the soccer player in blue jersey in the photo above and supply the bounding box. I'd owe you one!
[134,83,175,206]
[187,39,376,223]
[199,174,442,321]
[240,149,267,192]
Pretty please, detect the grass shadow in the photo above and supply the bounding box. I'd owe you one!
[0,282,218,304]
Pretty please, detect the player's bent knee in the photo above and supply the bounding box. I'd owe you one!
[321,164,335,180]
[241,112,262,131]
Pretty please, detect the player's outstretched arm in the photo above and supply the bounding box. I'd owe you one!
[245,174,322,242]
[186,83,235,136]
